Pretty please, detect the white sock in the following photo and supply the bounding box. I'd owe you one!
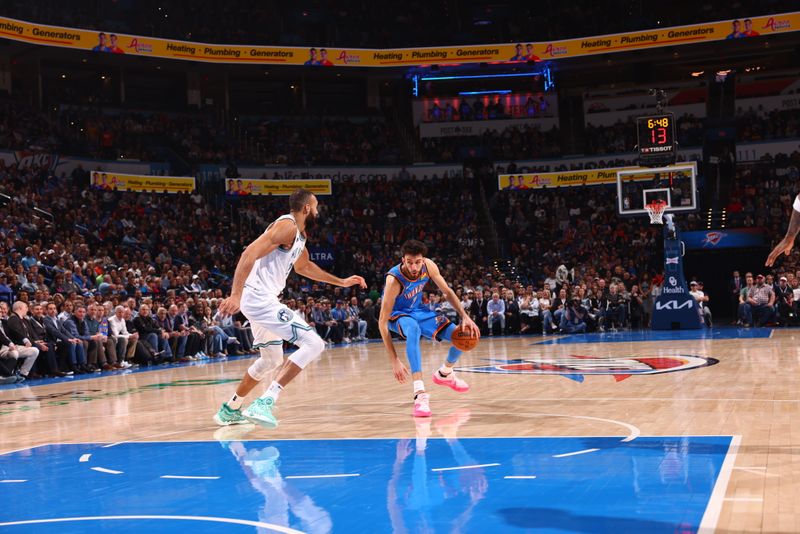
[413,380,425,396]
[228,393,244,410]
[438,365,453,377]
[259,381,283,404]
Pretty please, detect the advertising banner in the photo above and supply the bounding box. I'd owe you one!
[498,162,698,190]
[0,13,798,67]
[90,171,195,193]
[224,178,332,196]
[419,117,559,138]
[681,228,766,250]
[307,246,335,267]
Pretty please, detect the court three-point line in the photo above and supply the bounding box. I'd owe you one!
[431,463,500,472]
[504,475,537,479]
[0,480,26,483]
[285,473,360,479]
[553,448,600,458]
[90,467,123,475]
[161,475,220,480]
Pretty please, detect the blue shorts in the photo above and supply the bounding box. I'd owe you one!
[388,310,452,341]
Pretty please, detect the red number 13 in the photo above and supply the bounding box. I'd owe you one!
[651,127,668,144]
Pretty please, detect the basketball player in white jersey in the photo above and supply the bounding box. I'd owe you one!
[766,196,800,267]
[214,189,366,428]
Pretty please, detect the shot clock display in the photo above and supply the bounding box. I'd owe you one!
[637,113,677,167]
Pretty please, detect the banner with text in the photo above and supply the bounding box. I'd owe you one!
[498,162,697,190]
[225,178,332,196]
[0,13,798,67]
[91,171,195,193]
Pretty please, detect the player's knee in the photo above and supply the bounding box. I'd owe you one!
[403,320,421,338]
[307,333,326,354]
[288,330,325,369]
[247,345,283,381]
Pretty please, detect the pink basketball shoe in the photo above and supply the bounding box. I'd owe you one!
[413,393,432,417]
[432,370,470,393]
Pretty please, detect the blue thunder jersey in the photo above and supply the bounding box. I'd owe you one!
[386,262,432,319]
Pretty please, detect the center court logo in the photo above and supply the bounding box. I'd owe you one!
[456,354,718,382]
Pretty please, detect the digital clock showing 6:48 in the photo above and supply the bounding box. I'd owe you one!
[637,113,675,155]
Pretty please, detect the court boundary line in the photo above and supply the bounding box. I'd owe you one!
[3,434,733,451]
[0,515,304,533]
[698,434,741,534]
[0,443,55,456]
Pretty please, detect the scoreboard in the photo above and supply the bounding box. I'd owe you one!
[637,113,677,167]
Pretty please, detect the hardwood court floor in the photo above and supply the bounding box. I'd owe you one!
[1,327,799,533]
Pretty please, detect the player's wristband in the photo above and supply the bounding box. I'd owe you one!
[794,195,800,213]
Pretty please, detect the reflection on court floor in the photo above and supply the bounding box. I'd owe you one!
[0,425,734,533]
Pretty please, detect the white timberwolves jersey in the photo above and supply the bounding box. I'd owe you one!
[244,214,306,297]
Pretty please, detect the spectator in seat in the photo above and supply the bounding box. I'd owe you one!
[45,302,85,373]
[469,291,488,335]
[518,288,540,334]
[108,305,136,366]
[346,297,368,341]
[331,300,349,342]
[3,301,41,379]
[604,284,626,329]
[86,303,119,370]
[125,306,162,365]
[360,298,379,339]
[629,285,645,329]
[157,307,190,361]
[321,301,342,344]
[487,292,506,336]
[775,276,794,326]
[134,303,173,361]
[28,302,66,377]
[745,274,775,327]
[559,297,588,334]
[689,281,712,327]
[62,304,99,372]
[729,270,744,317]
[504,290,520,334]
[737,275,754,326]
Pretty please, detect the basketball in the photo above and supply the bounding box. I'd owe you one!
[451,325,480,351]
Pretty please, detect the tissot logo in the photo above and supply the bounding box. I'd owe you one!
[457,354,718,382]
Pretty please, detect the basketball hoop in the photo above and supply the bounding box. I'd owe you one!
[645,200,668,224]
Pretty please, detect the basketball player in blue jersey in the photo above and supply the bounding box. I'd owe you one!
[379,239,480,417]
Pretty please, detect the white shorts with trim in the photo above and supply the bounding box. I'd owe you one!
[240,288,315,349]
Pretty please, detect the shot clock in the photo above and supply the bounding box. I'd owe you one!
[637,113,677,167]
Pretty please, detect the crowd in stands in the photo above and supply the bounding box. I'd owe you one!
[0,162,485,382]
[421,124,561,162]
[423,96,551,123]
[239,118,400,165]
[5,0,796,48]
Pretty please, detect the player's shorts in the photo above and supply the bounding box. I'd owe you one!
[240,287,316,349]
[388,309,452,341]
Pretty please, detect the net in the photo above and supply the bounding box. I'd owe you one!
[645,200,667,224]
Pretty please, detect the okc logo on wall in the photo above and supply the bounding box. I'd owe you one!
[456,354,718,382]
[702,231,726,247]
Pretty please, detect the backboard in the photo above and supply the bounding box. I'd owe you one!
[616,163,697,217]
